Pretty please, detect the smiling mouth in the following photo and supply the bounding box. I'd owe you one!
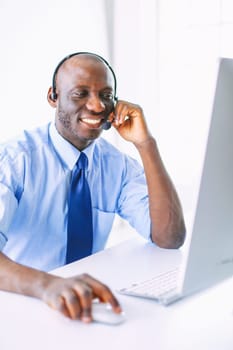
[82,118,101,124]
[80,118,103,128]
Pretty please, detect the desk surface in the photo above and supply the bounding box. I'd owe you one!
[1,237,233,350]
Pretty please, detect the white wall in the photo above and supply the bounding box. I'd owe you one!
[111,0,159,161]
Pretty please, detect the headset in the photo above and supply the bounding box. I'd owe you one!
[50,52,118,130]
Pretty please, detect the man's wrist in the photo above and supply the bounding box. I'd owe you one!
[133,136,157,150]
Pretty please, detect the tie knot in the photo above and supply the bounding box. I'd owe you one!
[76,152,88,170]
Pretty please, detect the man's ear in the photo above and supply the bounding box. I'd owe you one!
[47,87,57,108]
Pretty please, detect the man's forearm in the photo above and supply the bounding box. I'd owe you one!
[0,251,52,298]
[135,137,186,248]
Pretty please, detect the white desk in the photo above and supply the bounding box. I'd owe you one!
[1,237,233,350]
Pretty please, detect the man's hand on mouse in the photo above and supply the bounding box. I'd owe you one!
[41,273,122,323]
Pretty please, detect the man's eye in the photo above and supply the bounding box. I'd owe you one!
[71,91,87,98]
[101,92,114,100]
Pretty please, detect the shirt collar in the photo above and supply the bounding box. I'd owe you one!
[49,122,95,171]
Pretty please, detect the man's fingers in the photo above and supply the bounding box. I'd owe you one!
[62,289,82,320]
[73,281,93,322]
[114,100,142,125]
[80,273,122,312]
[48,295,70,319]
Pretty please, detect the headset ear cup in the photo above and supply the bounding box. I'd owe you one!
[51,91,57,101]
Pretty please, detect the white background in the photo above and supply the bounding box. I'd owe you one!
[1,0,233,246]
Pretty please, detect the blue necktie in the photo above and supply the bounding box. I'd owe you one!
[66,152,93,263]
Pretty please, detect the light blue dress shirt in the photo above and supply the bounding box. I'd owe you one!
[0,123,151,271]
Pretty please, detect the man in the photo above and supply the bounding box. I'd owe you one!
[0,52,186,323]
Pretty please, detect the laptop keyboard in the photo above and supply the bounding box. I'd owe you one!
[118,267,179,300]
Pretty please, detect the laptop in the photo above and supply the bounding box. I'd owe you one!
[118,57,233,305]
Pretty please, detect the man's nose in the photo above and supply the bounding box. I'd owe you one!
[86,94,105,113]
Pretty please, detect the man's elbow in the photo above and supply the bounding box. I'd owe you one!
[151,220,186,249]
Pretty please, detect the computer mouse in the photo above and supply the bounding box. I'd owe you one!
[92,302,126,325]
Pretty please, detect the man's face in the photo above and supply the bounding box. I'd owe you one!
[54,55,115,150]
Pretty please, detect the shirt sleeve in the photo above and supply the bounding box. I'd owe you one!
[0,146,21,251]
[117,156,152,241]
[0,183,18,250]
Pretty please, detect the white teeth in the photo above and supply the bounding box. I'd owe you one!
[82,118,101,125]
